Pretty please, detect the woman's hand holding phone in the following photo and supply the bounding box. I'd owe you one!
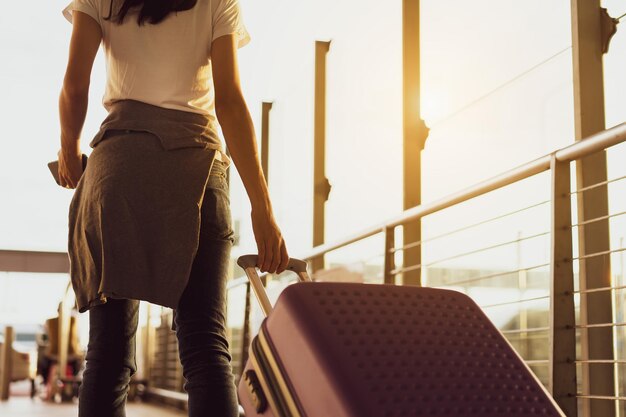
[57,148,85,189]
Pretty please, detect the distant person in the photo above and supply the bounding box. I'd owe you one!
[57,0,288,416]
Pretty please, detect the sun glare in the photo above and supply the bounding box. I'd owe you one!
[421,90,449,125]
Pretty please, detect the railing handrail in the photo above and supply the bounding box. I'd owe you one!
[301,122,626,262]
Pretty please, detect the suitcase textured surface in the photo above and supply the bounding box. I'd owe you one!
[238,282,564,417]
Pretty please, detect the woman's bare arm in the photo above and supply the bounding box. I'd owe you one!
[58,11,102,188]
[211,34,289,274]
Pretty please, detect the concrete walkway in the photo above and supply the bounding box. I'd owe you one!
[0,397,187,417]
[1,380,186,417]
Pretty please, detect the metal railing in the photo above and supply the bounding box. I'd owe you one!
[300,123,625,263]
[229,122,626,417]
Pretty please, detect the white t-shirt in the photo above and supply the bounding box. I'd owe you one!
[62,0,251,118]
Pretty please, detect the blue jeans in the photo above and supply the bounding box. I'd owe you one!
[78,159,238,417]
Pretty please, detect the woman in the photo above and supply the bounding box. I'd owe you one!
[56,0,288,416]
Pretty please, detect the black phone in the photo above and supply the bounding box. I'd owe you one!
[48,154,89,186]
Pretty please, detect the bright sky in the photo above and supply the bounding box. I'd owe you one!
[0,0,624,326]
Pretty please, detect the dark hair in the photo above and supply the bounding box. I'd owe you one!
[103,0,198,25]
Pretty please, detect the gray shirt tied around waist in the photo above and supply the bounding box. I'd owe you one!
[68,99,225,312]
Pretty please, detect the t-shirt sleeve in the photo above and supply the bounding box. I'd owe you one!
[211,0,251,48]
[62,0,101,26]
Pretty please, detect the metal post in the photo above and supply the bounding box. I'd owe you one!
[383,227,396,285]
[143,303,152,382]
[57,300,71,386]
[0,326,14,400]
[549,157,578,417]
[313,40,332,273]
[261,101,273,181]
[239,281,252,381]
[402,0,428,286]
[517,231,530,359]
[571,1,615,415]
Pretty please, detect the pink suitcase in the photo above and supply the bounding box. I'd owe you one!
[236,255,565,417]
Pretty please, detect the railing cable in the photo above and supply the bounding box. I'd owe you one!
[572,247,626,261]
[571,210,626,228]
[430,47,571,128]
[574,284,626,295]
[392,232,549,275]
[576,395,626,401]
[431,263,550,287]
[570,174,626,194]
[480,294,549,309]
[391,200,549,253]
[575,322,626,329]
[500,326,549,335]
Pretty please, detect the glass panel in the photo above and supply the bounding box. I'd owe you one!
[0,3,107,251]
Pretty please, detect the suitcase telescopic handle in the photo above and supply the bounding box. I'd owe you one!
[237,255,312,317]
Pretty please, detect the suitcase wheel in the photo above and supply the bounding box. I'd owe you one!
[244,369,268,413]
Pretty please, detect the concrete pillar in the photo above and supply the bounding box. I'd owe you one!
[402,0,429,285]
[0,326,14,400]
[312,40,332,273]
[570,1,615,415]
